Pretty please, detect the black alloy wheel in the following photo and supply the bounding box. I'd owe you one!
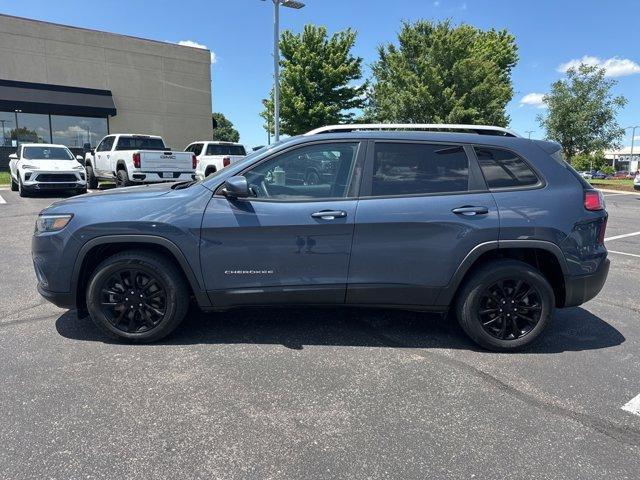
[98,267,167,334]
[477,279,542,340]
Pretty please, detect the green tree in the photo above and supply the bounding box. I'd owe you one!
[212,112,240,143]
[538,64,627,161]
[571,151,607,171]
[261,24,366,136]
[366,20,518,126]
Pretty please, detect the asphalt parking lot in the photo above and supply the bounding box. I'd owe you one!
[0,187,639,479]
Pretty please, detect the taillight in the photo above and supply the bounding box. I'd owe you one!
[132,152,141,168]
[223,156,231,168]
[192,154,198,169]
[584,190,604,211]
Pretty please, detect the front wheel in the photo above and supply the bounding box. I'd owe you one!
[455,259,554,351]
[18,176,29,197]
[86,250,190,342]
[86,164,98,189]
[10,174,18,191]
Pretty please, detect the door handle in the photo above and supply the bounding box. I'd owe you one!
[311,210,347,220]
[452,206,489,216]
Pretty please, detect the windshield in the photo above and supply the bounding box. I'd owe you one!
[22,146,74,160]
[115,137,166,151]
[206,144,247,156]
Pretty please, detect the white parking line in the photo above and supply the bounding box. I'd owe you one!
[603,192,627,197]
[0,194,6,204]
[622,393,640,417]
[604,231,640,242]
[608,250,640,259]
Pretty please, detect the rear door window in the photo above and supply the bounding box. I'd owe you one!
[206,144,246,156]
[115,137,166,151]
[369,142,470,196]
[474,147,539,189]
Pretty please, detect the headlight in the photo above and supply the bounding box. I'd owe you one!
[21,164,39,170]
[35,214,73,234]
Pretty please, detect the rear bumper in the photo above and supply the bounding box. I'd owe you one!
[130,172,195,183]
[563,258,610,307]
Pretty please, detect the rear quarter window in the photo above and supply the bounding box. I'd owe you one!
[474,147,539,189]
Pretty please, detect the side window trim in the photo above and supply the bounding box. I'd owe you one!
[360,140,486,199]
[471,144,546,192]
[214,139,366,202]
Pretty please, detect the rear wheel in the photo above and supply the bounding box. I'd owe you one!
[116,168,133,187]
[205,166,217,177]
[86,164,98,189]
[10,174,18,191]
[86,250,190,342]
[455,259,554,351]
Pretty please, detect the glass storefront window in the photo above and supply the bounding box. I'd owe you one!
[16,112,51,143]
[0,111,14,147]
[51,115,108,149]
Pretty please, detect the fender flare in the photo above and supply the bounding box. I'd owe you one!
[436,240,569,306]
[71,234,210,308]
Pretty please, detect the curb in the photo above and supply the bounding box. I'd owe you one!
[597,188,639,196]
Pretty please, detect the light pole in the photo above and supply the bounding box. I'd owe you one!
[262,0,305,142]
[625,125,639,171]
[525,130,534,139]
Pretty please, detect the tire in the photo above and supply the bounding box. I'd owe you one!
[454,259,554,351]
[116,168,132,187]
[86,164,98,189]
[305,170,321,185]
[10,174,18,191]
[18,176,29,197]
[86,250,190,343]
[204,167,216,178]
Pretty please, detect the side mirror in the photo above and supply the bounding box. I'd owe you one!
[9,153,18,160]
[222,176,251,198]
[76,155,84,161]
[90,149,95,155]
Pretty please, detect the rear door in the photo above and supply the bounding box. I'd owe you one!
[347,140,499,307]
[200,140,365,307]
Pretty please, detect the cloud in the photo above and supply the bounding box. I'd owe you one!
[433,1,440,6]
[176,40,216,64]
[557,55,640,77]
[519,92,546,109]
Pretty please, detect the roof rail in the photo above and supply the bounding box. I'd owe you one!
[304,123,520,137]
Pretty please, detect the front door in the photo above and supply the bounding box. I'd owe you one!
[347,140,499,306]
[200,141,365,307]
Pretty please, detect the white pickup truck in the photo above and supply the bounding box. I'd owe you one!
[85,134,196,188]
[185,141,247,180]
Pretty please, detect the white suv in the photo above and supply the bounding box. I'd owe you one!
[185,141,247,180]
[9,143,87,197]
[634,171,640,190]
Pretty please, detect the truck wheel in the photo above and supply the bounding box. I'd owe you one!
[18,176,29,197]
[86,250,190,343]
[10,174,18,191]
[86,164,98,189]
[455,259,554,351]
[116,168,133,187]
[205,167,216,177]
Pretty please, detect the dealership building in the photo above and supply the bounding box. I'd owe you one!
[0,14,213,169]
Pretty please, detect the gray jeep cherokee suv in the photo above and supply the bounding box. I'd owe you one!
[32,125,609,351]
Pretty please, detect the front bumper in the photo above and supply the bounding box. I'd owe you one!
[23,170,86,190]
[37,283,75,309]
[563,258,610,307]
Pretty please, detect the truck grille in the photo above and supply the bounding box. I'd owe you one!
[36,174,77,183]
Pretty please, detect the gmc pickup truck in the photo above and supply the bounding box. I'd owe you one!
[84,134,196,188]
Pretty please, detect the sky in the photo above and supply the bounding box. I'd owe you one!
[2,0,639,148]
